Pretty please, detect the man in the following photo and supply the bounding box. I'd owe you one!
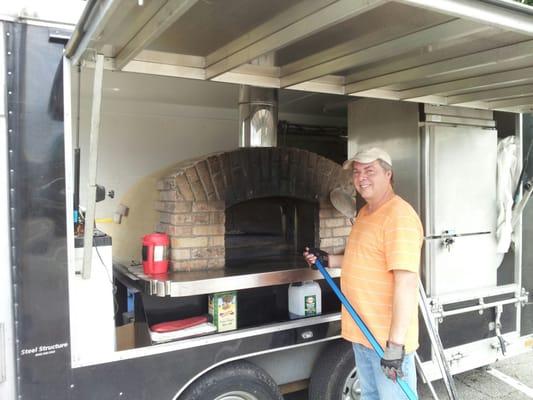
[304,147,423,399]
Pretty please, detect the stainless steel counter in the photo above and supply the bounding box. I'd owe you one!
[113,262,341,297]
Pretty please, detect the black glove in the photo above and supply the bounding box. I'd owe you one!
[380,341,405,381]
[307,247,329,269]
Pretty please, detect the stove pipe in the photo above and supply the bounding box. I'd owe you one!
[238,85,278,147]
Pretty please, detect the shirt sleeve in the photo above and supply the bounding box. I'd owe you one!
[383,213,423,273]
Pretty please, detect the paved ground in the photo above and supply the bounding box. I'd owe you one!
[285,350,533,399]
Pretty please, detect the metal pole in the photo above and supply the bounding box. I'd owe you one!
[82,53,104,279]
[415,352,439,400]
[418,281,459,400]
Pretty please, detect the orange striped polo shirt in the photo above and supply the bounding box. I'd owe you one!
[341,195,423,353]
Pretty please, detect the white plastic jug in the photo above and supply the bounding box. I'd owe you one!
[288,281,322,319]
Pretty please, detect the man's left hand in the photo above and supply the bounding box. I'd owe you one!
[380,341,405,381]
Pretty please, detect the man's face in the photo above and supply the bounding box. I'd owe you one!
[352,160,392,202]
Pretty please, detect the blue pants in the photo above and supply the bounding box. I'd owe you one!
[352,343,417,400]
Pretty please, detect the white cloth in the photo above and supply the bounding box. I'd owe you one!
[496,137,520,260]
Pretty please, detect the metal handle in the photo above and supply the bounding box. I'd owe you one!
[300,330,314,340]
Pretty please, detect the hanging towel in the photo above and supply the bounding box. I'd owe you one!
[496,136,520,264]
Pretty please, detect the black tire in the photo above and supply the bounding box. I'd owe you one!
[179,360,283,400]
[308,340,360,400]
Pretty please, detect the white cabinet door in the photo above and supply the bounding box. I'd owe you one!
[424,125,497,236]
[426,233,497,295]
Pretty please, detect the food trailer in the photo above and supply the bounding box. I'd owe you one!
[1,1,533,399]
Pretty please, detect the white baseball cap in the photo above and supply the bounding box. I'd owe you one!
[342,147,392,170]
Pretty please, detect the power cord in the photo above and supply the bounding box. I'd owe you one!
[95,244,119,317]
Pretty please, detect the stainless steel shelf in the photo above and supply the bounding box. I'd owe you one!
[113,262,340,297]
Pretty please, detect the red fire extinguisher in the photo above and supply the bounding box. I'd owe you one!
[142,233,169,274]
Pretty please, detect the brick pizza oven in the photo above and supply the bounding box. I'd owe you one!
[155,147,353,272]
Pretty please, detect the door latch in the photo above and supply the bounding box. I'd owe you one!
[443,237,455,252]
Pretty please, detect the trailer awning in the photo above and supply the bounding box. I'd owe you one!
[66,0,533,113]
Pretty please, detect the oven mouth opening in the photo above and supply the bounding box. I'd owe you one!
[225,196,317,269]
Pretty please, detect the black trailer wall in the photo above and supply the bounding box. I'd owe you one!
[5,22,71,398]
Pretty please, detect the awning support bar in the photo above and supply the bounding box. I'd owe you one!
[82,53,104,280]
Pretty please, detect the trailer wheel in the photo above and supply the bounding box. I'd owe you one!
[179,360,283,400]
[308,340,360,400]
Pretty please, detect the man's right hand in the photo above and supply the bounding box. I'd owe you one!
[303,247,318,268]
[303,247,329,269]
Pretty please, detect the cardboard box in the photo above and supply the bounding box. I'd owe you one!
[208,291,237,332]
[116,323,135,351]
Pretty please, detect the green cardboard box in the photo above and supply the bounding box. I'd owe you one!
[208,291,237,332]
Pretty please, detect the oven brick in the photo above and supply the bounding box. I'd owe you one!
[333,226,352,237]
[210,172,225,200]
[171,249,191,260]
[219,153,236,202]
[208,258,225,269]
[175,173,194,201]
[157,177,177,191]
[160,213,172,224]
[193,224,224,236]
[210,247,224,257]
[192,247,224,259]
[209,235,224,246]
[155,223,168,234]
[319,197,333,208]
[205,191,218,201]
[248,149,261,193]
[295,150,307,194]
[191,213,210,224]
[332,208,345,217]
[154,201,192,213]
[171,236,209,248]
[170,213,193,225]
[190,180,207,201]
[207,155,225,200]
[171,259,208,272]
[319,208,335,218]
[159,190,178,201]
[191,248,209,259]
[321,218,345,228]
[196,160,217,200]
[318,158,335,194]
[193,201,224,212]
[185,167,207,201]
[333,246,346,254]
[259,147,270,181]
[210,212,225,224]
[167,225,193,236]
[320,237,345,248]
[320,228,333,238]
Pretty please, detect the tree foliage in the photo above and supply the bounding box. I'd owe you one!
[513,0,533,6]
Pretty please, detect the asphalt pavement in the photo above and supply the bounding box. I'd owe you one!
[285,350,533,399]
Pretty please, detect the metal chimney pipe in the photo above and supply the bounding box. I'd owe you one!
[238,85,278,147]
